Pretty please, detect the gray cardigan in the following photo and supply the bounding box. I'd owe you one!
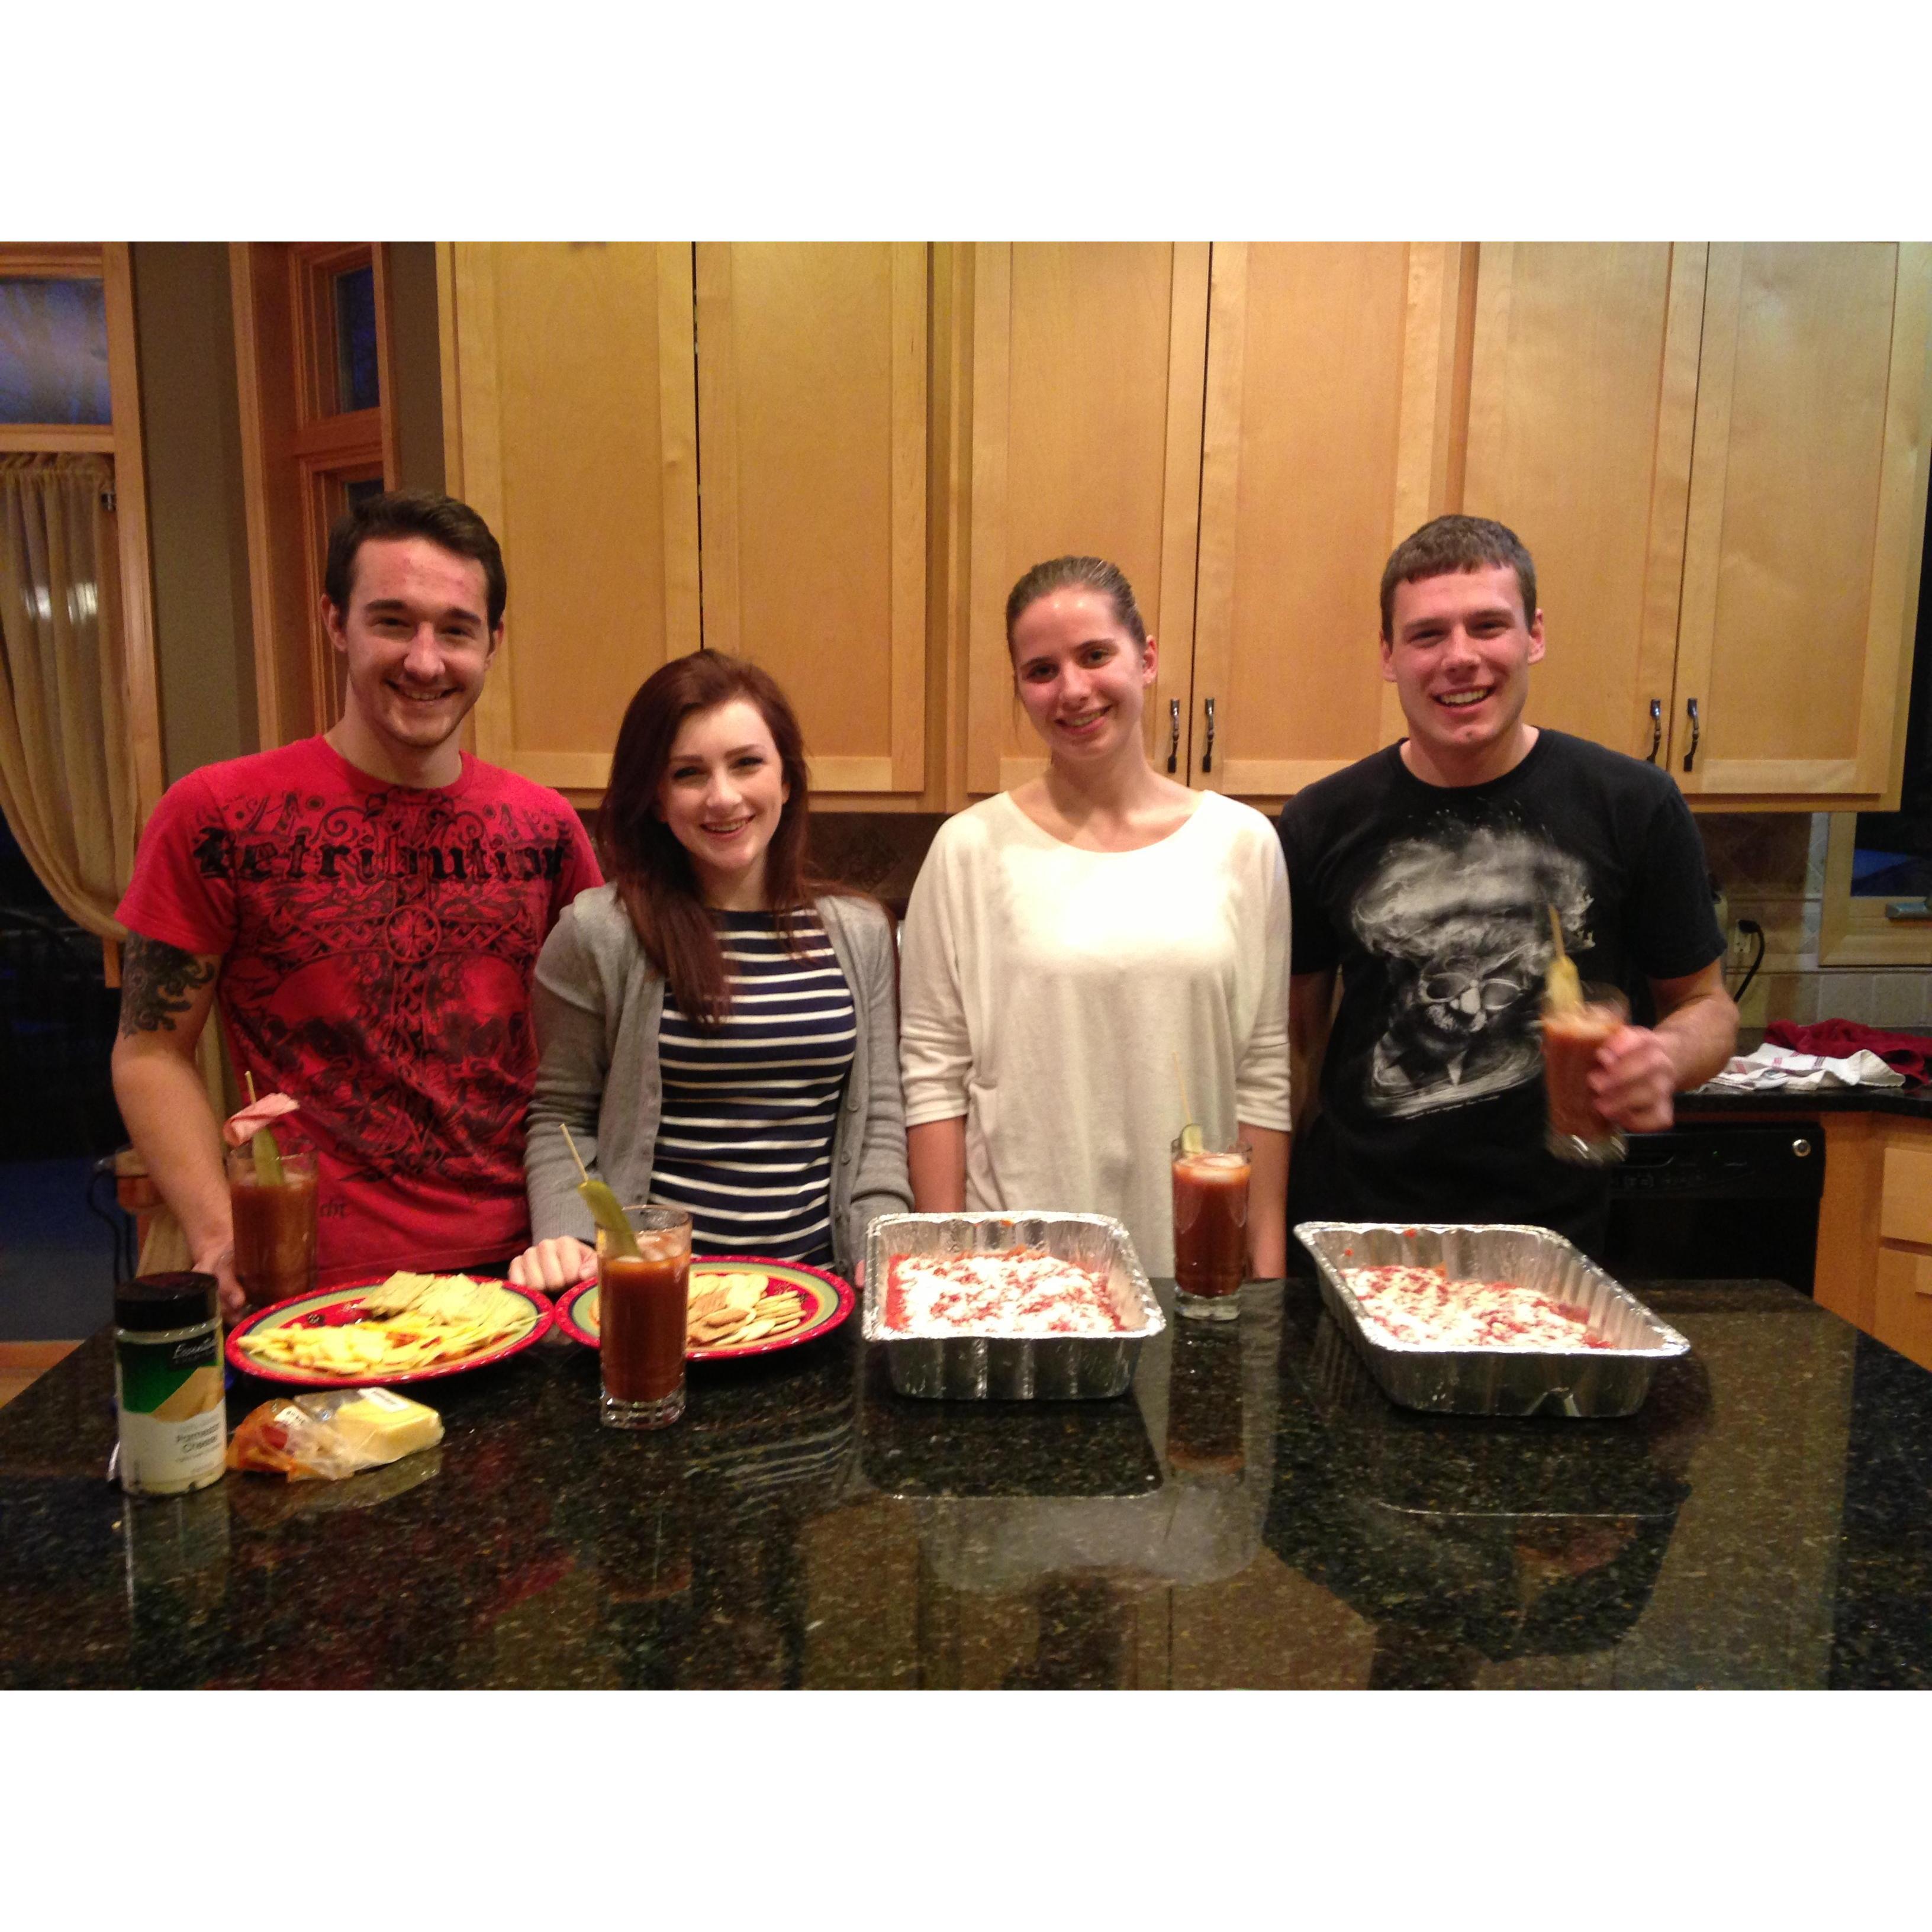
[524,884,911,1273]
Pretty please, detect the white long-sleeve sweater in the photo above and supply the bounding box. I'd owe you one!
[898,789,1291,1275]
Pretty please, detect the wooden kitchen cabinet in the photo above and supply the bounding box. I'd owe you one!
[1460,243,1705,768]
[1416,242,1932,812]
[439,242,936,804]
[1184,243,1469,801]
[431,241,1930,817]
[695,244,928,797]
[1814,1110,1932,1373]
[1128,239,1928,814]
[439,242,701,796]
[962,242,1210,796]
[1671,243,1932,806]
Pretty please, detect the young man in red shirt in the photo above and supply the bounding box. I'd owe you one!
[112,492,601,1314]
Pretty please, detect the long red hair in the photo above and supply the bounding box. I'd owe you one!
[600,652,838,1030]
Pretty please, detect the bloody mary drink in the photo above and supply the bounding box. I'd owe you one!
[1543,984,1629,1165]
[599,1208,691,1429]
[226,1148,318,1309]
[1171,1137,1251,1322]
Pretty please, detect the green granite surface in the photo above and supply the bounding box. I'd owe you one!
[2,1279,1925,1688]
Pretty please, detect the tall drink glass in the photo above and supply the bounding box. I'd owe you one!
[226,1147,318,1309]
[1171,1135,1251,1322]
[599,1206,692,1430]
[1543,983,1630,1166]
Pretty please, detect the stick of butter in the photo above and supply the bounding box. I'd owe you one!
[330,1387,444,1464]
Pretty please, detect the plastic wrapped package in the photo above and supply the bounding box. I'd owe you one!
[226,1386,444,1480]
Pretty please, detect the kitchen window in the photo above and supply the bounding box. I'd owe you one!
[1821,482,1932,964]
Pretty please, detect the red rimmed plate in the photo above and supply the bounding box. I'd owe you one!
[226,1278,554,1388]
[556,1256,854,1361]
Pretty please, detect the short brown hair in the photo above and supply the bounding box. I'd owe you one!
[1379,515,1537,641]
[600,651,836,1031]
[1004,555,1148,653]
[324,490,508,633]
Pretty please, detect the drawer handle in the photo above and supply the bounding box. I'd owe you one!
[1646,697,1661,764]
[1202,696,1216,775]
[1166,698,1180,774]
[1682,697,1701,774]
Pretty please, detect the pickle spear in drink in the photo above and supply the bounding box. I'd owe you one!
[1541,906,1627,1164]
[560,1123,642,1259]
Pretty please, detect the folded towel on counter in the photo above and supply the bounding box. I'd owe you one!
[1765,1019,1930,1087]
[1698,1044,1906,1093]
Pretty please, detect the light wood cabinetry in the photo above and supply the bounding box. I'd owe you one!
[1814,1110,1932,1373]
[440,242,700,795]
[1462,243,1704,768]
[1672,243,1932,804]
[429,241,1930,816]
[1187,243,1467,798]
[695,244,928,795]
[963,242,1210,794]
[1444,241,1932,809]
[1873,1245,1932,1375]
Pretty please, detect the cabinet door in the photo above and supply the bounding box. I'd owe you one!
[1189,243,1467,799]
[695,243,928,794]
[1463,243,1705,767]
[1673,243,1932,800]
[442,242,701,793]
[964,243,1210,794]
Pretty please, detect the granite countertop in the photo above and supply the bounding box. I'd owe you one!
[3,1277,1927,1689]
[1677,1086,1932,1117]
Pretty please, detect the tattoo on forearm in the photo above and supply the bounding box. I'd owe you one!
[118,934,217,1037]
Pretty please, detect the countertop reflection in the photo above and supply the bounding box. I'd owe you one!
[2,1276,1926,1688]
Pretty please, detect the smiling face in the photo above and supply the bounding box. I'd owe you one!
[1009,587,1157,766]
[324,535,498,783]
[1382,563,1545,786]
[655,698,791,908]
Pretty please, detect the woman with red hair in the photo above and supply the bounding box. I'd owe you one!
[510,651,909,1290]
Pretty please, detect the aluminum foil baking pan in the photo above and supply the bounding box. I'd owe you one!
[1295,1222,1690,1419]
[864,1212,1164,1400]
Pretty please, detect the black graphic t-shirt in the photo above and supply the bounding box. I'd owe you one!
[117,736,601,1283]
[1278,731,1724,1251]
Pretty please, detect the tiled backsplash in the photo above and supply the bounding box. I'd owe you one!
[802,807,1932,1031]
[809,814,946,913]
[1701,812,1932,1029]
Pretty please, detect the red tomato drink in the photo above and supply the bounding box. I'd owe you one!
[1171,1140,1251,1322]
[599,1209,692,1428]
[226,1150,318,1309]
[1543,987,1629,1166]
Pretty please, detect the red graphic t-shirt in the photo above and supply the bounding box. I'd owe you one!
[117,738,602,1285]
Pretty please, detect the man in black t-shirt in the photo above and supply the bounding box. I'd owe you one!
[1279,516,1738,1257]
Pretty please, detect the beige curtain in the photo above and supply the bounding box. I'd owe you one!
[0,452,137,939]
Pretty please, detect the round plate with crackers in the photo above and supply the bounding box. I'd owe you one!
[227,1274,554,1388]
[555,1257,854,1361]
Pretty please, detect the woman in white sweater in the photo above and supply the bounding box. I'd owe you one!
[899,556,1290,1277]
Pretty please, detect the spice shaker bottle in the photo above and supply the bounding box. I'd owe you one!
[114,1272,226,1496]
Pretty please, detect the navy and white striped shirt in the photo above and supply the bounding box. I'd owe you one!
[649,909,856,1265]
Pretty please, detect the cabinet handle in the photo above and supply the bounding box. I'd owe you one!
[1201,697,1216,774]
[1166,698,1180,774]
[1682,697,1701,774]
[1646,698,1662,763]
